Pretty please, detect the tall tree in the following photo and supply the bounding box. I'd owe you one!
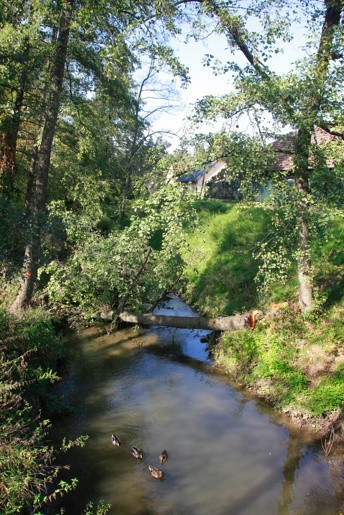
[293,0,342,311]
[10,0,73,312]
[177,0,343,311]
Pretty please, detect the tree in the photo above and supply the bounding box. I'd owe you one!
[2,0,191,312]
[176,0,343,311]
[119,61,184,218]
[10,0,73,312]
[0,2,47,193]
[42,185,196,322]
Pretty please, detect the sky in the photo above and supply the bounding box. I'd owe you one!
[141,15,309,151]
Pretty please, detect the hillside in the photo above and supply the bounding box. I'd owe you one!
[181,201,272,315]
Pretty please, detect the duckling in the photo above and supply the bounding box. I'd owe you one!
[148,465,164,479]
[111,434,121,447]
[159,450,168,463]
[131,446,143,459]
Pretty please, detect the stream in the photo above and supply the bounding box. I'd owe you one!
[51,296,343,514]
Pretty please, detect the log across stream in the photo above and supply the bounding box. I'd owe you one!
[119,303,263,332]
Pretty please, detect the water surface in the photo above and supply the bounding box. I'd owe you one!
[52,297,343,514]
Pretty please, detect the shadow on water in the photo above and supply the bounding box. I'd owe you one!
[50,298,344,515]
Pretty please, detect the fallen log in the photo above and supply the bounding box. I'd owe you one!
[119,310,263,332]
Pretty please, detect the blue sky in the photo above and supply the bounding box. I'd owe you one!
[141,15,309,150]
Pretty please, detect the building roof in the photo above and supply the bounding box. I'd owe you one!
[272,127,341,171]
[176,160,227,186]
[176,169,203,183]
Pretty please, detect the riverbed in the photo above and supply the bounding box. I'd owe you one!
[51,297,343,514]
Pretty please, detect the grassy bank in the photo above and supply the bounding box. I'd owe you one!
[181,200,343,440]
[181,200,273,315]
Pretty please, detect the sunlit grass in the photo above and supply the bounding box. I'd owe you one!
[182,201,271,315]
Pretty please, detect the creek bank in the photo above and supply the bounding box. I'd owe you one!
[177,291,343,446]
[206,324,344,447]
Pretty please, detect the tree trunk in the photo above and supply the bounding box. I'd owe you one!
[10,244,38,313]
[0,40,29,192]
[10,2,73,313]
[119,310,263,331]
[24,146,38,217]
[294,126,314,311]
[292,0,342,311]
[297,215,314,311]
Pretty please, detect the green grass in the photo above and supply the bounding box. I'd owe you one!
[304,368,344,416]
[214,307,344,417]
[181,201,272,315]
[181,200,343,317]
[313,217,344,309]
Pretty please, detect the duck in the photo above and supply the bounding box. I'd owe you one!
[131,446,143,459]
[159,450,168,463]
[148,465,164,479]
[111,434,121,446]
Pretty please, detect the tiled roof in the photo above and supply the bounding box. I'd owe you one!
[271,127,341,171]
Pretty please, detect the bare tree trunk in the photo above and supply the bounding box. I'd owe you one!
[119,310,263,331]
[10,2,73,313]
[294,127,314,311]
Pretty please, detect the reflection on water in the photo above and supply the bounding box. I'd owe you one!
[51,298,344,514]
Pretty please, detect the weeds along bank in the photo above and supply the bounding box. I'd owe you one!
[181,201,343,441]
[0,301,102,513]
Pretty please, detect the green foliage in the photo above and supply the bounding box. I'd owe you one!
[218,330,260,373]
[250,329,308,405]
[312,213,344,308]
[215,306,343,417]
[83,500,111,515]
[0,195,27,267]
[0,311,87,513]
[42,185,196,322]
[0,306,10,333]
[304,369,344,416]
[183,195,343,316]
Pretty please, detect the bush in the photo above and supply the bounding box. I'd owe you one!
[0,309,85,513]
